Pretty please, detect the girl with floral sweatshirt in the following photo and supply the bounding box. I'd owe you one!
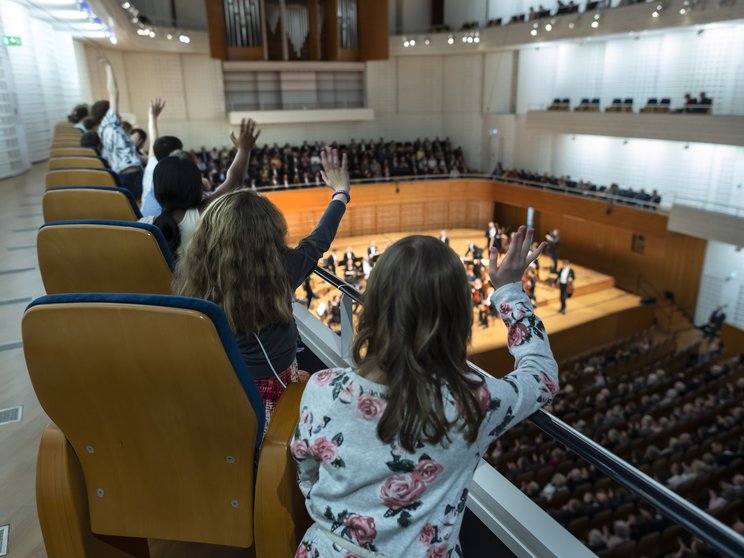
[291,227,559,557]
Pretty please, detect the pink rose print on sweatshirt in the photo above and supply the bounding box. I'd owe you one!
[342,514,378,547]
[508,322,529,348]
[380,474,426,510]
[413,459,443,484]
[310,436,337,462]
[357,394,386,420]
[313,368,335,386]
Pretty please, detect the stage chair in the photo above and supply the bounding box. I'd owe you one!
[37,220,174,294]
[48,157,105,170]
[254,382,313,557]
[622,97,633,112]
[52,140,84,148]
[23,293,269,555]
[46,169,118,188]
[589,98,600,111]
[43,187,141,223]
[51,147,98,157]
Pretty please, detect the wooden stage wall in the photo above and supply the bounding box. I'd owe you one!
[265,179,706,318]
[721,323,744,359]
[468,304,656,376]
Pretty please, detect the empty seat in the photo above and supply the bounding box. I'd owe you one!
[37,220,174,294]
[23,293,278,552]
[43,187,141,223]
[48,156,105,170]
[647,98,658,104]
[46,168,118,189]
[50,147,98,157]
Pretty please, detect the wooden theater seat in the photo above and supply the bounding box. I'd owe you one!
[43,187,141,223]
[37,220,174,294]
[51,147,99,157]
[46,169,118,188]
[48,157,105,170]
[23,294,268,553]
[255,382,312,557]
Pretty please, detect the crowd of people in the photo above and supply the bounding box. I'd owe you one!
[63,57,562,557]
[61,51,733,556]
[489,330,744,557]
[492,163,663,208]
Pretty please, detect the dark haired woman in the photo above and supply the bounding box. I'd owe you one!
[291,227,559,557]
[140,119,259,258]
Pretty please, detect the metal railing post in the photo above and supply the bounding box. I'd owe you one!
[339,293,354,362]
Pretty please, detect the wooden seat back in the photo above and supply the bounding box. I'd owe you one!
[37,221,173,295]
[23,294,266,547]
[43,187,141,223]
[46,169,118,189]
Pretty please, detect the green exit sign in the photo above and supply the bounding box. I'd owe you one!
[2,36,22,46]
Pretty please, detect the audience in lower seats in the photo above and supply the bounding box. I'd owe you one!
[291,229,559,556]
[139,119,259,258]
[487,328,744,557]
[174,148,349,430]
[493,164,662,207]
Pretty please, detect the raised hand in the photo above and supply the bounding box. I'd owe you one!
[149,98,166,119]
[489,226,545,291]
[229,118,260,151]
[320,147,349,193]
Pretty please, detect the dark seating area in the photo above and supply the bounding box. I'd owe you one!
[487,331,744,557]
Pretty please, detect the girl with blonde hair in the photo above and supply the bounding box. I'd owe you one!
[175,148,350,427]
[292,227,559,557]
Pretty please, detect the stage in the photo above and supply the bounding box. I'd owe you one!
[299,229,651,369]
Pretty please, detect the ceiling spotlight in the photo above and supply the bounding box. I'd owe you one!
[474,36,480,43]
[593,13,600,19]
[179,34,190,43]
[166,33,173,40]
[136,28,146,35]
[424,38,430,45]
[447,35,454,44]
[148,30,155,38]
[652,11,659,17]
[410,39,415,46]
[656,3,663,9]
[122,1,130,8]
[533,22,539,29]
[467,36,473,43]
[545,23,552,31]
[680,8,687,13]
[403,40,409,47]
[461,36,467,43]
[568,21,575,29]
[591,20,599,28]
[109,35,118,44]
[530,29,538,36]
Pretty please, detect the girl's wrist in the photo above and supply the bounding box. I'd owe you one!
[332,190,350,204]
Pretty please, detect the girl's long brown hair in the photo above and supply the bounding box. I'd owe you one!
[174,190,293,333]
[353,235,484,452]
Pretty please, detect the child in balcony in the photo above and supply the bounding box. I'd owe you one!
[175,148,351,430]
[291,227,559,557]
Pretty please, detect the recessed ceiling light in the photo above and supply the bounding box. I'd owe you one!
[591,20,599,28]
[530,29,538,36]
[652,11,659,17]
[447,35,454,45]
[545,23,552,31]
[109,36,118,44]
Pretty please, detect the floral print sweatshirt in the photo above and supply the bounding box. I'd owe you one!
[291,282,559,558]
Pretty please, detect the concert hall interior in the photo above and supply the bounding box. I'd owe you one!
[1,0,744,557]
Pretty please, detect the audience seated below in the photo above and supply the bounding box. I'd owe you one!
[488,330,744,558]
[492,164,662,207]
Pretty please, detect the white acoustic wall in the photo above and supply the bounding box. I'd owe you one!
[695,241,744,329]
[0,0,81,177]
[511,132,744,209]
[517,25,744,114]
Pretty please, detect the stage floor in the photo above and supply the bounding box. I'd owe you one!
[301,228,643,356]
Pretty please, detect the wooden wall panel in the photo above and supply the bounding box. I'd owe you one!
[376,204,400,232]
[400,204,426,232]
[425,202,448,230]
[349,206,376,236]
[721,324,744,359]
